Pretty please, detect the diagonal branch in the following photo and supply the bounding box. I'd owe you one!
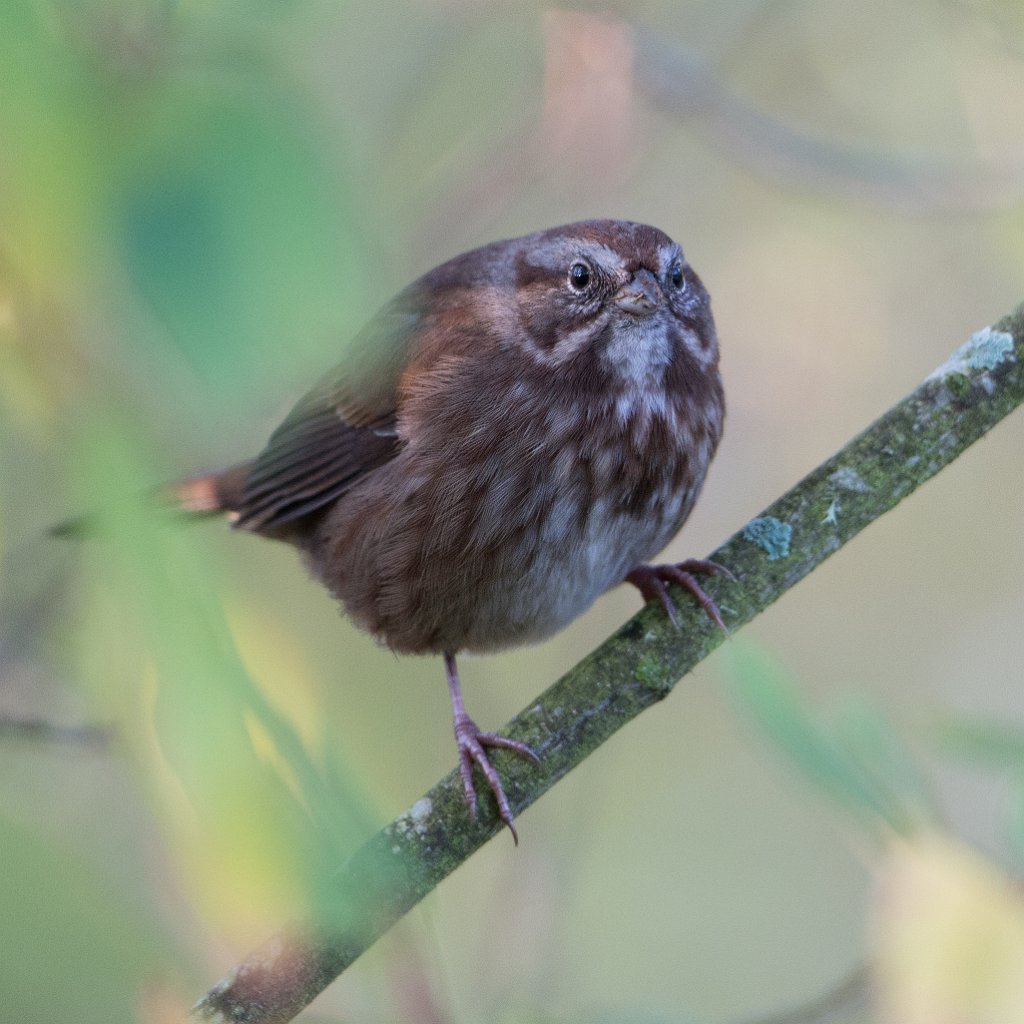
[191,304,1024,1023]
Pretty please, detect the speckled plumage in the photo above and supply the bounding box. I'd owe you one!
[176,220,725,838]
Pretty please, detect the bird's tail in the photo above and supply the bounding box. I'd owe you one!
[166,462,251,520]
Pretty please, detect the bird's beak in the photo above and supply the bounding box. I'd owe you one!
[614,269,663,316]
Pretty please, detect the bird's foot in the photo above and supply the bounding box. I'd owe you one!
[625,558,734,631]
[453,712,539,844]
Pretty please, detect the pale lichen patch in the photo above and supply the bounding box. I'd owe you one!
[409,797,432,827]
[742,517,792,561]
[395,797,434,840]
[927,326,1015,381]
[829,466,872,493]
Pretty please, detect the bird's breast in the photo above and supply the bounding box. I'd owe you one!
[312,377,720,657]
[450,389,708,651]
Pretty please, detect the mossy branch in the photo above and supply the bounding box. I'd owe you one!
[191,304,1024,1024]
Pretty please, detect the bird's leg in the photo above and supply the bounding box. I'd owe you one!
[444,651,539,844]
[625,558,734,631]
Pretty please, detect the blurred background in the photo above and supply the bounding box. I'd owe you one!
[2,1,1023,1021]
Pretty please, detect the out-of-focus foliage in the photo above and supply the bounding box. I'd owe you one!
[938,717,1024,861]
[2,0,1023,1021]
[727,644,1024,1023]
[725,642,937,837]
[873,835,1024,1024]
[2,0,380,1011]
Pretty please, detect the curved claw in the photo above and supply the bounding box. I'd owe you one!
[625,558,732,632]
[454,716,539,844]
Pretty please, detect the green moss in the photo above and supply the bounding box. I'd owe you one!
[635,655,672,693]
[946,372,973,400]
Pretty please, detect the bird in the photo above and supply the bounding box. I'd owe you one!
[170,219,727,841]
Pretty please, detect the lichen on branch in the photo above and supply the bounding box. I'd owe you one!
[192,303,1024,1024]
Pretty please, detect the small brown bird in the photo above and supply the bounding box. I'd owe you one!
[174,220,726,840]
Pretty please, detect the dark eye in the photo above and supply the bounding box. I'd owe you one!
[669,259,685,289]
[568,261,591,291]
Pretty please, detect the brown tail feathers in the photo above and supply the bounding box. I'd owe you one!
[167,462,251,520]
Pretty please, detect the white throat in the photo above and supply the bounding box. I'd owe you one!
[601,316,673,388]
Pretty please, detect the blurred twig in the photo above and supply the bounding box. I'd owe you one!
[191,303,1024,1023]
[0,554,109,749]
[0,714,111,748]
[741,964,871,1024]
[634,28,1024,212]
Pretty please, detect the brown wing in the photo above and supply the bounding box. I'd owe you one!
[234,304,421,533]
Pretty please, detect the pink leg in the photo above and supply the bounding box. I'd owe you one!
[625,558,734,631]
[445,652,539,844]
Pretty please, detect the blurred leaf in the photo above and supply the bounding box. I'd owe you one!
[0,0,99,283]
[0,0,366,412]
[0,274,56,437]
[830,696,937,827]
[68,407,377,939]
[872,834,1024,1024]
[937,717,1024,770]
[723,641,934,834]
[113,84,363,394]
[936,715,1024,862]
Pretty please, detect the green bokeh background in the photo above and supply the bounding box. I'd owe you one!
[2,1,1023,1021]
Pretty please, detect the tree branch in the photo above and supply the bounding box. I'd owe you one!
[191,304,1024,1023]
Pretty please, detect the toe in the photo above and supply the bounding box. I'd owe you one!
[676,557,737,583]
[456,747,480,818]
[627,561,729,632]
[454,720,528,841]
[477,732,541,764]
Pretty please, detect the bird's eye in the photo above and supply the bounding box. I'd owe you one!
[669,259,685,289]
[568,261,591,291]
